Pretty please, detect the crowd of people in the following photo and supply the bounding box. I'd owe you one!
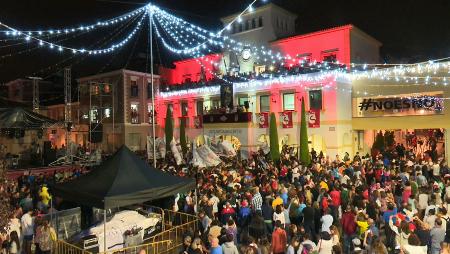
[0,168,85,254]
[158,143,450,254]
[2,136,450,254]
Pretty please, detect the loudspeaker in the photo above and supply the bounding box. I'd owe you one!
[43,141,55,166]
[89,123,103,143]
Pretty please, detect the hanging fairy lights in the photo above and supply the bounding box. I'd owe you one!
[2,6,146,36]
[0,11,147,55]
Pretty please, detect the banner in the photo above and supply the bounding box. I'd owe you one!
[256,112,269,128]
[194,116,203,129]
[308,109,320,128]
[281,111,293,128]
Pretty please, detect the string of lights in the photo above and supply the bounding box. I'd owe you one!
[0,11,146,55]
[1,6,146,36]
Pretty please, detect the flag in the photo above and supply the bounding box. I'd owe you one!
[281,111,293,128]
[308,109,320,128]
[257,112,269,128]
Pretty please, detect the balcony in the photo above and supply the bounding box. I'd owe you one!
[203,111,252,124]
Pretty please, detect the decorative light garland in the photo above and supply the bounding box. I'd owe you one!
[0,11,146,55]
[1,7,146,36]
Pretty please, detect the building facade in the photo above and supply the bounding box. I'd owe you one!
[76,69,159,153]
[156,4,382,158]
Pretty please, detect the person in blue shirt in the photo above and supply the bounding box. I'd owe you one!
[209,237,222,254]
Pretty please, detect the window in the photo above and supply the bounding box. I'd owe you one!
[239,97,249,107]
[322,49,338,63]
[103,84,111,94]
[245,20,250,30]
[252,19,256,29]
[260,95,270,112]
[258,17,263,27]
[104,108,111,118]
[91,84,100,95]
[90,108,99,123]
[147,103,154,124]
[211,99,220,109]
[232,23,237,34]
[283,93,295,111]
[322,54,337,63]
[181,102,188,117]
[196,100,204,116]
[130,80,138,97]
[147,82,153,99]
[131,103,139,124]
[297,53,312,64]
[238,23,243,32]
[309,90,322,110]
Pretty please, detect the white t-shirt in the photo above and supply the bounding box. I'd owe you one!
[433,164,440,176]
[210,195,220,214]
[320,214,333,233]
[317,238,333,254]
[273,212,285,226]
[21,213,34,236]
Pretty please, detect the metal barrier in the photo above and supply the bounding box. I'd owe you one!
[54,239,93,254]
[54,209,198,254]
[146,209,198,252]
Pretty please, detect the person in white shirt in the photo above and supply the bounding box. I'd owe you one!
[20,210,34,254]
[320,209,334,233]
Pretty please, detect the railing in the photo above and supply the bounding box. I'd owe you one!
[54,239,92,254]
[54,208,198,254]
[203,111,252,124]
[146,209,198,253]
[101,240,173,254]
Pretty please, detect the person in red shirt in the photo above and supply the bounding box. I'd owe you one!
[221,202,235,225]
[341,205,357,254]
[271,220,287,254]
[329,186,341,223]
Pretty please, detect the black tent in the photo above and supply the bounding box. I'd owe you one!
[53,145,195,209]
[0,107,59,129]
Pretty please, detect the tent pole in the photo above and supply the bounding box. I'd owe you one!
[103,206,107,254]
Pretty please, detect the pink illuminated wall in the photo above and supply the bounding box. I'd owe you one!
[271,25,352,66]
[159,54,223,85]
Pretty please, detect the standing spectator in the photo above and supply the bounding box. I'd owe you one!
[341,205,356,254]
[209,237,222,254]
[35,220,56,254]
[320,209,333,233]
[20,210,34,254]
[9,231,20,254]
[430,218,446,254]
[251,187,263,212]
[316,231,333,254]
[271,220,287,254]
[221,234,239,254]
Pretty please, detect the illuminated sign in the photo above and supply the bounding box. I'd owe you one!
[354,93,444,118]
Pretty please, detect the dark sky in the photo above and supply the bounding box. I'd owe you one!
[0,0,449,84]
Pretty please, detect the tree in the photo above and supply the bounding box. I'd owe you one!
[165,105,174,152]
[372,131,385,154]
[269,112,280,162]
[180,117,188,156]
[299,98,311,165]
[0,163,13,234]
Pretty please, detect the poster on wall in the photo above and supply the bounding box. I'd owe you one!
[281,111,293,128]
[194,116,203,129]
[220,84,233,108]
[256,112,269,128]
[308,109,320,128]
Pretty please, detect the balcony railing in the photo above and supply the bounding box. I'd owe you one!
[203,111,252,124]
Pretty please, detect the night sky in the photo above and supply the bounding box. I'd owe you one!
[0,0,449,84]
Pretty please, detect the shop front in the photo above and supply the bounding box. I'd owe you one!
[352,77,450,160]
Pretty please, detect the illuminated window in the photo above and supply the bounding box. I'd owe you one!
[260,95,270,112]
[239,97,249,107]
[147,103,154,124]
[130,80,138,97]
[211,99,220,109]
[283,93,295,111]
[309,90,322,110]
[91,84,99,95]
[131,103,139,124]
[103,84,111,94]
[90,108,99,123]
[104,108,111,118]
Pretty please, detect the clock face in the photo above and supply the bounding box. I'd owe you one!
[241,48,252,61]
